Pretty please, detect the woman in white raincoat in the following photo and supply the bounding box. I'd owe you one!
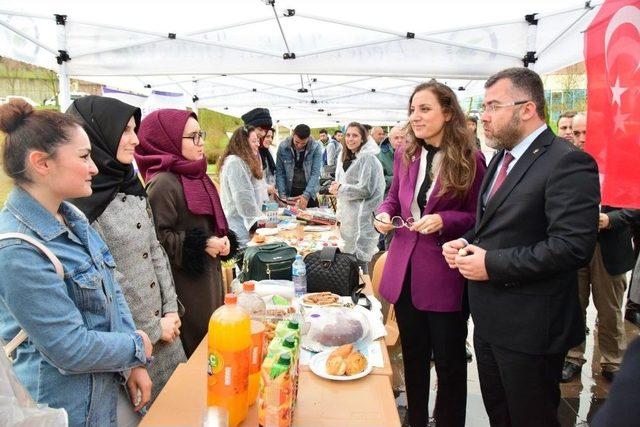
[219,126,268,249]
[329,122,385,273]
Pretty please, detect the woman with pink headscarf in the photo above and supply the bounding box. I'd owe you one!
[135,109,237,357]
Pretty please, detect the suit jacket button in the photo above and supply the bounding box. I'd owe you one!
[150,281,156,288]
[473,238,480,244]
[505,282,513,288]
[121,196,127,202]
[154,310,160,316]
[136,223,142,229]
[143,252,149,259]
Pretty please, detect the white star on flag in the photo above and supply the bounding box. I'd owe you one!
[613,110,630,133]
[610,76,627,107]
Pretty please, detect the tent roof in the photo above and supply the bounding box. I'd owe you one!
[0,0,600,124]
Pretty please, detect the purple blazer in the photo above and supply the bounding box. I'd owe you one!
[377,147,486,312]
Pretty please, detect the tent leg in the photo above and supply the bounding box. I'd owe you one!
[56,14,71,111]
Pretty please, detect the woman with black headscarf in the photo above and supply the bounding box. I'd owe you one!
[67,96,186,409]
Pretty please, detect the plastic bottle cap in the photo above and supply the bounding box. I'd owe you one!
[243,281,255,292]
[295,254,302,260]
[283,336,295,348]
[287,320,299,330]
[277,353,292,366]
[224,293,237,304]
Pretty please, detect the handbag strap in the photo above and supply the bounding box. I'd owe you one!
[319,246,338,266]
[0,233,64,359]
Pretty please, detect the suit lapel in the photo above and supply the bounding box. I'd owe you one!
[403,148,421,213]
[476,129,554,233]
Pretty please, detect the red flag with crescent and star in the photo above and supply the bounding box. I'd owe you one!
[584,0,640,208]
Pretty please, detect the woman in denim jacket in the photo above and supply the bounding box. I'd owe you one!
[0,100,153,426]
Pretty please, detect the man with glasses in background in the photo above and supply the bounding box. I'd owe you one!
[443,67,600,427]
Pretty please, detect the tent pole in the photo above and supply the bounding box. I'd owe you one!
[55,14,71,111]
[192,80,199,115]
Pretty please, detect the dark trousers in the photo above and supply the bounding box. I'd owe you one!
[395,268,467,427]
[474,333,565,427]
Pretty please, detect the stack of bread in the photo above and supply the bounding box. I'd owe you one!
[325,344,367,376]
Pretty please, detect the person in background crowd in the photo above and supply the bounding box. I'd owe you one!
[624,208,640,327]
[466,115,482,149]
[561,111,635,383]
[318,128,330,148]
[318,128,330,176]
[371,126,385,145]
[135,109,237,357]
[66,96,186,405]
[276,124,323,209]
[0,99,153,426]
[376,130,395,199]
[330,122,384,274]
[388,125,407,150]
[219,126,267,249]
[323,130,342,178]
[443,67,600,427]
[242,108,277,198]
[557,110,577,141]
[571,112,587,149]
[375,81,486,427]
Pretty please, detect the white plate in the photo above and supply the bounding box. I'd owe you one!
[309,349,372,381]
[255,227,280,236]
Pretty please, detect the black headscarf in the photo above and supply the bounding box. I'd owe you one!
[259,146,276,175]
[66,96,146,222]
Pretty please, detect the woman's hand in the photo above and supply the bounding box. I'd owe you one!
[127,367,153,412]
[374,212,393,234]
[410,214,443,235]
[164,312,181,329]
[160,316,180,342]
[328,181,340,195]
[205,236,228,258]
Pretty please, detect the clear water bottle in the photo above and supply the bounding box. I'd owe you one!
[292,254,307,297]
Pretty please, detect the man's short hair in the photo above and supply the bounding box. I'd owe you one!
[363,124,372,132]
[294,124,311,139]
[319,128,327,134]
[557,111,577,125]
[485,67,546,119]
[333,130,342,136]
[466,115,478,124]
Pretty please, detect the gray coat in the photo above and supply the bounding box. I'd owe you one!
[93,193,186,403]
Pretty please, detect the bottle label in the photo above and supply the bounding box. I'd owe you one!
[250,321,265,375]
[208,348,250,395]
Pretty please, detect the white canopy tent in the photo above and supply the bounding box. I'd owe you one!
[0,0,600,126]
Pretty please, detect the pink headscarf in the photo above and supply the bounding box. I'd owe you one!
[134,109,228,236]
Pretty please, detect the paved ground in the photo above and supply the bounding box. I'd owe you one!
[387,296,640,426]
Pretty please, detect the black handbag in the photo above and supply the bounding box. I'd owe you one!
[304,247,365,303]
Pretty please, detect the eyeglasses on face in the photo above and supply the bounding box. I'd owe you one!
[371,212,415,229]
[182,130,206,146]
[479,100,529,115]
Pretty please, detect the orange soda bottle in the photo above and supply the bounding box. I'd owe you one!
[237,281,267,406]
[208,293,251,427]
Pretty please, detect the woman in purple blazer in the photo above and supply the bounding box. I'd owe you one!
[375,81,486,427]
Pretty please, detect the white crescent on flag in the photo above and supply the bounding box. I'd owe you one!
[604,5,640,74]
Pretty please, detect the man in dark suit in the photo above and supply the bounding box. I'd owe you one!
[561,113,636,382]
[443,67,600,427]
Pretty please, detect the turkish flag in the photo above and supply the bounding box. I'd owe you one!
[584,0,640,208]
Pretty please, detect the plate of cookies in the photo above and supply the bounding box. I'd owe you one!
[300,292,342,308]
[309,343,371,381]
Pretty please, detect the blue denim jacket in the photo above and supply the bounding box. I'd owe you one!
[0,188,147,427]
[275,137,323,200]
